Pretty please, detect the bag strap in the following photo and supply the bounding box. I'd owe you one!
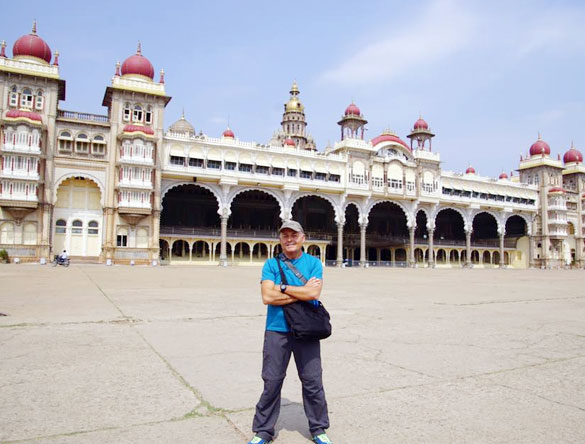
[276,256,288,285]
[279,253,308,285]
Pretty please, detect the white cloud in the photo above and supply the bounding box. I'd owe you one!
[319,0,476,86]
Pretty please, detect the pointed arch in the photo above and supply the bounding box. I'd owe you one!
[433,206,469,230]
[290,192,342,224]
[227,187,284,217]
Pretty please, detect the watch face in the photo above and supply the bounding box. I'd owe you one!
[280,284,287,292]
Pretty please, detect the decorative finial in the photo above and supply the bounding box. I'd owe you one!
[32,20,37,35]
[181,107,185,119]
[0,41,6,58]
[115,61,121,76]
[558,153,561,161]
[137,41,142,55]
[520,154,523,161]
[159,68,165,84]
[53,50,59,66]
[537,131,541,140]
[571,140,574,149]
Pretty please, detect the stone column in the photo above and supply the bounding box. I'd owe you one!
[465,230,472,267]
[336,222,343,267]
[428,229,435,267]
[409,226,416,267]
[499,232,505,267]
[528,235,535,268]
[219,215,228,266]
[359,222,367,267]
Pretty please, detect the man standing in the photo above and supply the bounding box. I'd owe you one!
[248,220,332,444]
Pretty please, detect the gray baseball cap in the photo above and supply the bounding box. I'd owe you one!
[279,220,304,233]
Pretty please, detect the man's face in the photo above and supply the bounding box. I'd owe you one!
[279,228,305,256]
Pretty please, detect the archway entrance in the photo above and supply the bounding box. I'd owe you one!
[53,177,103,257]
[472,212,499,248]
[366,202,409,258]
[161,184,220,230]
[229,190,281,232]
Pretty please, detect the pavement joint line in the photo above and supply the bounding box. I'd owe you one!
[491,382,585,413]
[77,267,250,439]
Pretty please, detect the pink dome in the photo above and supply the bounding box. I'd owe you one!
[371,132,410,150]
[414,118,428,130]
[499,172,508,179]
[222,128,235,138]
[121,44,154,79]
[123,124,154,135]
[5,109,42,122]
[13,24,52,64]
[548,187,565,193]
[563,146,583,164]
[465,166,476,174]
[344,103,361,116]
[529,137,551,156]
[284,138,296,147]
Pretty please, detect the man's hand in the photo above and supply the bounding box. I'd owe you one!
[306,277,322,288]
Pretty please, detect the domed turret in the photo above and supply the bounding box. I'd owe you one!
[529,134,551,156]
[371,129,409,150]
[121,43,154,80]
[563,142,583,164]
[169,112,195,136]
[465,166,476,175]
[12,21,52,64]
[222,127,235,138]
[413,117,428,130]
[284,138,295,147]
[499,172,508,179]
[344,102,361,116]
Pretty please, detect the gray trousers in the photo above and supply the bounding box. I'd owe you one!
[252,330,329,441]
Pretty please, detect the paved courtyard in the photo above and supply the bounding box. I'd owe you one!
[1,264,584,444]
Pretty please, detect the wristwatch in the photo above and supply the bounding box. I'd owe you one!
[280,284,287,293]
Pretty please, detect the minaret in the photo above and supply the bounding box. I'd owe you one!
[281,81,309,149]
[407,115,435,151]
[337,102,367,140]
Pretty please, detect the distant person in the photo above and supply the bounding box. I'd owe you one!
[59,250,68,261]
[247,220,332,444]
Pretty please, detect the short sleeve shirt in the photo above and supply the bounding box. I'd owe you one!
[261,253,323,332]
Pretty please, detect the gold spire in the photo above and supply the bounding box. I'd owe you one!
[137,41,142,55]
[32,20,37,35]
[290,80,299,96]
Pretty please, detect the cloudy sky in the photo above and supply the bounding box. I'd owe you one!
[4,0,585,176]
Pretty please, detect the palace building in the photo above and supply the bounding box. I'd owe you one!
[1,24,584,268]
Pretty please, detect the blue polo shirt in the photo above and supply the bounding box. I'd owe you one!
[261,253,323,332]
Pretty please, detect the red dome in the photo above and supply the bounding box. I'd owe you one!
[548,187,565,193]
[371,132,410,150]
[563,146,583,164]
[121,44,154,79]
[414,118,428,130]
[529,137,550,156]
[5,109,42,122]
[284,138,296,146]
[465,166,476,174]
[222,128,235,138]
[499,172,508,179]
[123,124,154,135]
[344,103,361,116]
[13,24,52,64]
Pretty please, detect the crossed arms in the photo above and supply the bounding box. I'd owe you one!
[261,277,322,306]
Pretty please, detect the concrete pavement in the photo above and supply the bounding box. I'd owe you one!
[1,265,584,443]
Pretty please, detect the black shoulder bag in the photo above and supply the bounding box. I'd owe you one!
[276,254,332,341]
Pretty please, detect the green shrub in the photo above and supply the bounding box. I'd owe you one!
[0,249,8,262]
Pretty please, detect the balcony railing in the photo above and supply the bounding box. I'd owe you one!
[58,110,110,123]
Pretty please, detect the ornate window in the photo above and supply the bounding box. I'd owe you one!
[145,105,153,124]
[0,222,15,244]
[9,86,18,107]
[91,135,106,156]
[116,227,128,247]
[75,133,90,153]
[20,88,33,108]
[55,219,67,234]
[88,221,99,235]
[35,90,44,111]
[123,103,131,122]
[133,105,143,122]
[72,219,83,234]
[58,131,73,151]
[23,223,36,245]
